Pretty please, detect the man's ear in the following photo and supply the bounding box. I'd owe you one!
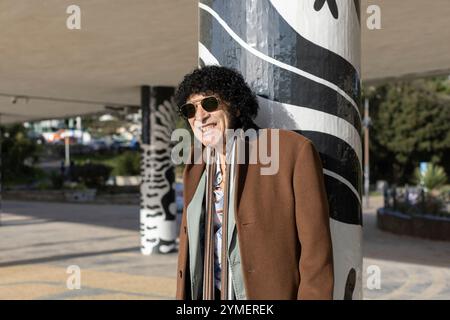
[236,109,241,117]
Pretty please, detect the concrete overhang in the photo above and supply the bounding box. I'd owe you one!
[0,0,448,123]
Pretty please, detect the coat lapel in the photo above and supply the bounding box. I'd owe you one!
[186,171,206,299]
[183,144,206,207]
[234,131,255,223]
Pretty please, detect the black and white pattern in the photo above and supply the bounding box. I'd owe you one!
[199,0,362,299]
[140,88,178,255]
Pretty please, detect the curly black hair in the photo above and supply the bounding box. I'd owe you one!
[175,66,259,130]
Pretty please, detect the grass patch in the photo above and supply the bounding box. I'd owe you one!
[72,152,139,176]
[73,152,185,179]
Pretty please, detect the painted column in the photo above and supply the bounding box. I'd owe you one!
[0,116,2,227]
[140,86,178,255]
[199,0,362,299]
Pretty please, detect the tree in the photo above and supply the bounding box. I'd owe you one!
[365,77,450,185]
[1,123,42,184]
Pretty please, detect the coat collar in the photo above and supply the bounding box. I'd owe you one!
[183,130,261,213]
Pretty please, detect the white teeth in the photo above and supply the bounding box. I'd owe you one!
[201,124,215,133]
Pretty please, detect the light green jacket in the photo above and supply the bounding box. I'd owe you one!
[186,167,247,300]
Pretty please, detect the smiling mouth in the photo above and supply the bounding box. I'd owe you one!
[199,123,217,133]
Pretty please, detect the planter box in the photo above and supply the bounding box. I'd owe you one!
[114,176,141,186]
[3,190,65,202]
[64,189,97,202]
[377,208,450,241]
[4,189,142,205]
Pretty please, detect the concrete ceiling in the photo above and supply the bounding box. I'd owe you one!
[0,0,198,124]
[0,0,449,124]
[361,0,450,85]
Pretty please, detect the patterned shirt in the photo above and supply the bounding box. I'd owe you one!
[213,159,224,290]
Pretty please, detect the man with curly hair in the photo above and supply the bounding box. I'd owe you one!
[175,65,333,300]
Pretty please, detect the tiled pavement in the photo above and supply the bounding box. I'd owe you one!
[362,197,450,299]
[0,197,449,299]
[0,201,177,299]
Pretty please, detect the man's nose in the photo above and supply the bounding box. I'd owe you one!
[194,104,209,122]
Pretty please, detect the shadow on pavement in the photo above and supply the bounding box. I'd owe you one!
[0,246,139,268]
[363,210,450,269]
[2,200,140,231]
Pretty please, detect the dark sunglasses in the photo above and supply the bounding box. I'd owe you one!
[178,96,220,119]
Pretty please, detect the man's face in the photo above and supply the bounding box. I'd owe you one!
[187,93,234,147]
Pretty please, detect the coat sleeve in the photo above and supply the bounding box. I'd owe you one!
[293,139,334,300]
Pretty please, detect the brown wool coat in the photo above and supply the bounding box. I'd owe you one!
[176,128,333,300]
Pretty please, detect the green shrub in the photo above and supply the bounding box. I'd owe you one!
[391,187,447,217]
[71,163,112,188]
[438,185,450,203]
[414,164,447,191]
[36,180,51,190]
[1,124,42,184]
[115,151,140,176]
[49,171,64,189]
